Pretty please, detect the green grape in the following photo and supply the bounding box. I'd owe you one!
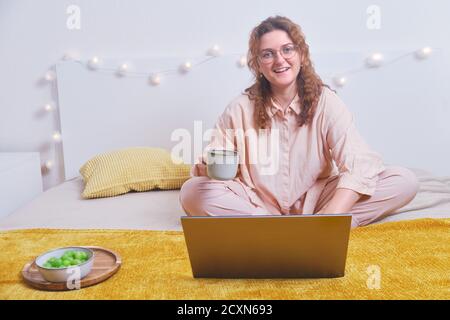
[43,250,90,268]
[48,257,57,264]
[79,252,88,260]
[52,258,63,268]
[74,252,83,260]
[71,259,81,266]
[62,259,71,267]
[61,253,72,260]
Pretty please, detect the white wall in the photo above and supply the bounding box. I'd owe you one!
[1,0,450,190]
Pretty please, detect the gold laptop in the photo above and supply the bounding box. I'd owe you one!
[181,214,352,278]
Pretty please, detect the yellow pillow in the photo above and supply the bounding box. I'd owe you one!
[79,147,191,199]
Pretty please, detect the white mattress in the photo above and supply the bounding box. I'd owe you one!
[1,168,449,231]
[0,177,184,231]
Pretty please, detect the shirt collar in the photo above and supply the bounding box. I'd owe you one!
[268,94,301,117]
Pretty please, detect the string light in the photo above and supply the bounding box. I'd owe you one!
[415,46,432,60]
[332,76,347,87]
[88,56,101,69]
[44,70,56,82]
[56,45,435,90]
[179,61,192,73]
[52,132,62,142]
[44,160,54,170]
[61,45,253,84]
[365,52,384,68]
[238,55,247,68]
[44,103,53,112]
[328,46,436,88]
[117,63,129,76]
[149,74,161,86]
[207,44,221,57]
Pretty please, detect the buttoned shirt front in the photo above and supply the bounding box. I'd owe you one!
[192,87,385,214]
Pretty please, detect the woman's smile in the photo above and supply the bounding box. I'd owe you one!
[273,66,291,74]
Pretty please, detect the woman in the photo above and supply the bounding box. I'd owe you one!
[179,16,418,227]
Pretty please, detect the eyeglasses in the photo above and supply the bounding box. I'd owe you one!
[258,44,298,64]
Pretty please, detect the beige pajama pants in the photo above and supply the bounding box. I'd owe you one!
[179,166,419,227]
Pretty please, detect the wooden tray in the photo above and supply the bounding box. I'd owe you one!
[22,246,121,291]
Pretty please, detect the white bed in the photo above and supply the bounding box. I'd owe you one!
[1,166,449,231]
[0,176,183,231]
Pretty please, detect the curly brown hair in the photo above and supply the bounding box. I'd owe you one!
[245,16,328,129]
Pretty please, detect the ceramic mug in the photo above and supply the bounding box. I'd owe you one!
[206,149,239,181]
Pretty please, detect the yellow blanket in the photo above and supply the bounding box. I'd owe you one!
[1,218,449,299]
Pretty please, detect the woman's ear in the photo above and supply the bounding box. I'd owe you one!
[257,65,264,78]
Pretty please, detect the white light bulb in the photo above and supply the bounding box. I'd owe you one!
[45,160,54,170]
[180,61,192,73]
[44,70,56,81]
[415,46,432,60]
[52,132,62,142]
[366,52,384,68]
[88,56,101,69]
[207,44,221,57]
[117,63,129,76]
[333,76,347,87]
[44,103,53,112]
[238,55,247,68]
[149,74,161,86]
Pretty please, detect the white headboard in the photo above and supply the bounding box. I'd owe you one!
[56,57,253,179]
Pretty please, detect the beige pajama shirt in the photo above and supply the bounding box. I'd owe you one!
[180,87,419,227]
